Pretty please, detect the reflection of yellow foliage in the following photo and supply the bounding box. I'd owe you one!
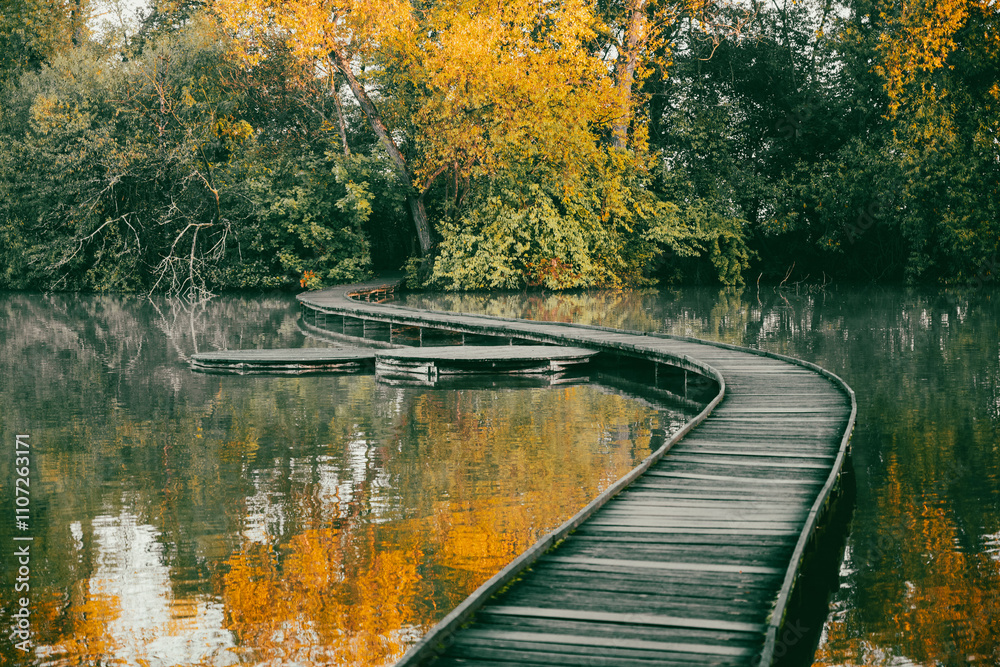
[400,288,752,345]
[219,385,659,665]
[222,528,427,666]
[46,585,123,663]
[219,430,259,463]
[814,455,1000,666]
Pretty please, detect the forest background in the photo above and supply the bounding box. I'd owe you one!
[0,0,997,295]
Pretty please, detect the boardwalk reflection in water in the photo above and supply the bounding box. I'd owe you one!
[0,293,687,666]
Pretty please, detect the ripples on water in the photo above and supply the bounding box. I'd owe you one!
[400,286,1000,666]
[0,293,689,666]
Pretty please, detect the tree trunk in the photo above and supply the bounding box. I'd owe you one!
[330,72,351,158]
[612,0,647,150]
[333,49,433,256]
[71,0,86,46]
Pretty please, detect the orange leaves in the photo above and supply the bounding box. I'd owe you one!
[299,269,319,289]
[526,256,583,289]
[43,587,123,663]
[410,0,614,187]
[877,0,996,116]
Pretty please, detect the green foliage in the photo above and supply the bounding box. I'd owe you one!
[241,151,380,289]
[430,148,741,290]
[0,0,82,89]
[0,14,381,293]
[1,0,997,293]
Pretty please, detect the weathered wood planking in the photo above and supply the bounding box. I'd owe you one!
[377,344,597,382]
[190,347,377,375]
[190,342,596,379]
[297,278,856,667]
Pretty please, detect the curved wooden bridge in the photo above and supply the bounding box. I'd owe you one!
[297,278,856,667]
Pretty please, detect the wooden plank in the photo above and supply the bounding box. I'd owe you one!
[434,647,727,667]
[644,471,824,485]
[716,407,846,413]
[576,525,802,537]
[378,344,596,362]
[668,447,836,460]
[529,561,785,589]
[481,602,765,632]
[662,455,830,469]
[192,347,376,362]
[566,531,797,547]
[484,606,764,634]
[556,545,793,568]
[443,641,750,667]
[508,582,779,609]
[675,438,841,451]
[451,629,758,658]
[504,570,782,597]
[544,556,784,575]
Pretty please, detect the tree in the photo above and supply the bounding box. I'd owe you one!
[212,0,753,288]
[0,15,377,293]
[213,0,436,258]
[0,0,87,87]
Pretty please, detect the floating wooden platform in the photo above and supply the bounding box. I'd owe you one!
[296,277,856,667]
[190,347,376,375]
[191,343,595,384]
[377,345,596,383]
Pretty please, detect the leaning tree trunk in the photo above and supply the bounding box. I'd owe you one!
[332,49,433,257]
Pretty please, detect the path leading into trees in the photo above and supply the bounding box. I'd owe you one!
[298,277,855,667]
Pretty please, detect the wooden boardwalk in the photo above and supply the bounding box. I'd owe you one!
[297,278,855,667]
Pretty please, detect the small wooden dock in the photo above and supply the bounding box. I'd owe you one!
[377,345,596,383]
[296,278,855,667]
[191,344,596,384]
[190,347,376,374]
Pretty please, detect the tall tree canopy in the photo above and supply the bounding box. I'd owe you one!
[0,0,996,293]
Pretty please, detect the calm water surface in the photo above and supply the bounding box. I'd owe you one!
[4,286,999,666]
[400,286,1000,666]
[0,293,687,666]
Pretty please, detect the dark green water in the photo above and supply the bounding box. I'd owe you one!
[0,293,685,666]
[400,286,1000,666]
[2,286,998,666]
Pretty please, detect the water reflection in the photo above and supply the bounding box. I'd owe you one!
[0,293,681,665]
[400,285,1000,666]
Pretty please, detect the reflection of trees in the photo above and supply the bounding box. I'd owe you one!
[222,528,428,666]
[218,386,663,666]
[814,458,1000,666]
[43,588,123,664]
[400,287,758,346]
[6,287,997,665]
[399,290,667,332]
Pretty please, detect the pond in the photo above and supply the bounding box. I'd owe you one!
[399,285,1000,666]
[0,293,690,666]
[3,284,998,666]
